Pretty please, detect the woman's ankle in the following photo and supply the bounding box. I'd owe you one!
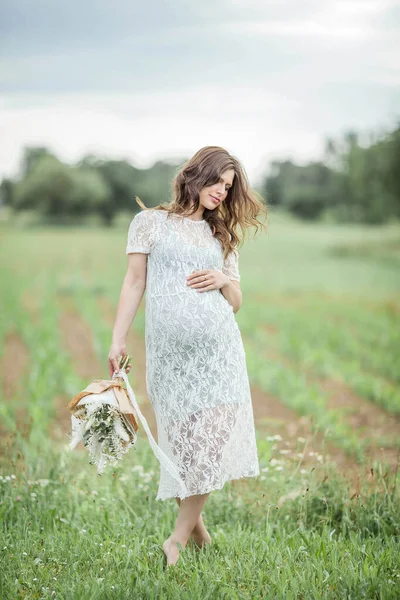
[169,532,189,549]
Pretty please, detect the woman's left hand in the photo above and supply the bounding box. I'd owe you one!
[186,269,229,292]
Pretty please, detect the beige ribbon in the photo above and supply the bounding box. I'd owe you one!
[68,378,138,432]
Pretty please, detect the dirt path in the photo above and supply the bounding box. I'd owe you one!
[0,330,31,454]
[321,379,400,467]
[22,290,40,325]
[1,331,29,400]
[258,327,400,472]
[54,296,104,444]
[59,297,104,380]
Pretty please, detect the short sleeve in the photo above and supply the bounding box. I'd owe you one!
[126,209,160,255]
[222,248,240,282]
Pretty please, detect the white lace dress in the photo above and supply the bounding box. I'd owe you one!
[126,208,260,501]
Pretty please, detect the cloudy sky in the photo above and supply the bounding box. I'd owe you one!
[0,0,399,185]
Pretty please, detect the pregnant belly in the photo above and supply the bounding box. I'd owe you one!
[146,288,234,349]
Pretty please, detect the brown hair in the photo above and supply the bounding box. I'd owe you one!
[135,145,267,259]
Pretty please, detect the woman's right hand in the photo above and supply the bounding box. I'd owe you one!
[108,341,132,378]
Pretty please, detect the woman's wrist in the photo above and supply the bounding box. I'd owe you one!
[220,276,232,290]
[112,334,126,345]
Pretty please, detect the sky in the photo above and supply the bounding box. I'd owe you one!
[0,0,399,185]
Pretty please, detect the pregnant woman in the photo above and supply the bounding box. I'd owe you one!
[108,145,267,566]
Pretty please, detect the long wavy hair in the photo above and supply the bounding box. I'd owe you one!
[135,146,268,259]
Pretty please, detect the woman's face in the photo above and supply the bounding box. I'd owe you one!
[199,168,235,212]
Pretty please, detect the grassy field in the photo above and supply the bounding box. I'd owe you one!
[1,210,399,598]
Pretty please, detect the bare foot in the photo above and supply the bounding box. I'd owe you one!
[162,537,181,567]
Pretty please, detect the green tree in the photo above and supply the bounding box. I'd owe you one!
[0,178,14,207]
[13,154,109,220]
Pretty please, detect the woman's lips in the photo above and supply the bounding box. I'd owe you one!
[210,195,220,205]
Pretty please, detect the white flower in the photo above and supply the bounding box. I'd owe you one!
[84,415,96,432]
[71,401,136,475]
[113,417,130,442]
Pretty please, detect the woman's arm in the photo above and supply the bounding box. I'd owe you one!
[220,279,242,314]
[108,253,148,376]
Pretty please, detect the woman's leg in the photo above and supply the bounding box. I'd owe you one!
[175,497,211,547]
[163,492,210,566]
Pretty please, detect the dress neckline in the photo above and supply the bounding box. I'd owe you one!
[182,217,205,223]
[170,212,205,223]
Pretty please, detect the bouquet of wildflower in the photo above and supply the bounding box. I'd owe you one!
[67,354,190,497]
[67,355,138,475]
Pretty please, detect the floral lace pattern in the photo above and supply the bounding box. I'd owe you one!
[126,209,260,500]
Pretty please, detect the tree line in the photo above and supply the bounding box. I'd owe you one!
[1,122,399,225]
[265,124,400,223]
[0,149,181,226]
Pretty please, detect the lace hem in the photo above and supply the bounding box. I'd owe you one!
[156,468,260,501]
[126,246,150,254]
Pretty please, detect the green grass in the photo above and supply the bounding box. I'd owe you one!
[1,213,400,598]
[1,439,399,599]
